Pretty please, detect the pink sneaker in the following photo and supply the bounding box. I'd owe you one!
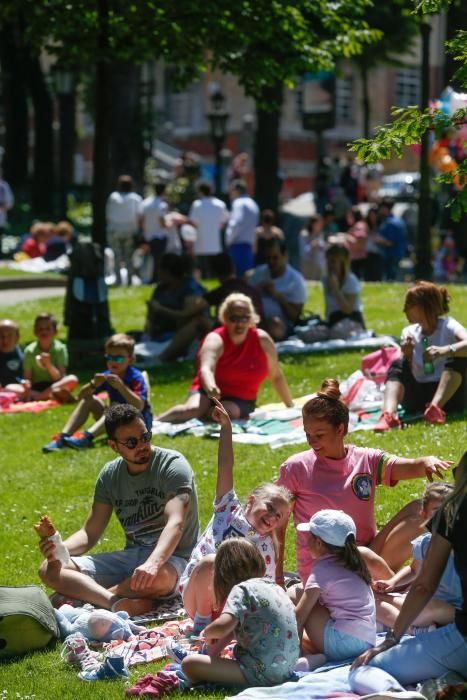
[424,403,446,425]
[374,411,401,433]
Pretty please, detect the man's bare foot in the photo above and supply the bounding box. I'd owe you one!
[111,596,155,616]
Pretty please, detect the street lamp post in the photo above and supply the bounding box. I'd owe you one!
[206,89,229,197]
[52,66,76,219]
[299,73,335,213]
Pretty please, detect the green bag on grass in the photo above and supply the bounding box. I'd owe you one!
[0,585,59,658]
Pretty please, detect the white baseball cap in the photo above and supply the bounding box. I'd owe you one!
[297,509,356,547]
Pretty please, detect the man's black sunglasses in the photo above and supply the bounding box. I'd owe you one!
[114,431,152,450]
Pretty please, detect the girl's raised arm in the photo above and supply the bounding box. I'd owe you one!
[212,398,234,500]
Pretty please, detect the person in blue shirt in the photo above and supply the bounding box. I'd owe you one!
[378,199,408,281]
[42,333,152,452]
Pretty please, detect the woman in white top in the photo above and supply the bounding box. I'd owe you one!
[375,281,467,431]
[322,243,365,328]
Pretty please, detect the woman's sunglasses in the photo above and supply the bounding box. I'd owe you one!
[228,314,251,323]
[114,431,152,450]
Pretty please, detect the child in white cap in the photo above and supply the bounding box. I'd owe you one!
[294,508,376,671]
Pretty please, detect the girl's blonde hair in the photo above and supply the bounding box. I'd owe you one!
[433,452,467,534]
[421,481,454,511]
[218,293,260,326]
[246,483,293,557]
[319,534,371,585]
[213,538,266,608]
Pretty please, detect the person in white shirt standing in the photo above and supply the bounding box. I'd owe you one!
[106,175,142,286]
[188,182,229,279]
[225,180,259,277]
[0,170,14,259]
[140,182,170,282]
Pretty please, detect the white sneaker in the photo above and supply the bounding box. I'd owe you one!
[60,633,101,672]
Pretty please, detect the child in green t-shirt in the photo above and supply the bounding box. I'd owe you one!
[23,313,78,402]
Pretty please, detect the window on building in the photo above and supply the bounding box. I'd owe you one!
[394,68,421,107]
[336,75,354,124]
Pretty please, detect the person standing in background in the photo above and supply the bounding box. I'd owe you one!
[140,182,170,282]
[225,180,259,277]
[106,175,142,286]
[188,182,229,279]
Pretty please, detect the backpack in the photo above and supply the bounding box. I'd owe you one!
[68,241,105,279]
[0,585,59,658]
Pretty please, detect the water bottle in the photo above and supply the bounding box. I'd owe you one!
[422,337,434,375]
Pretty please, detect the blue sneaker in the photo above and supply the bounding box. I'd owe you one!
[165,640,189,663]
[79,654,128,681]
[42,433,70,453]
[63,431,94,450]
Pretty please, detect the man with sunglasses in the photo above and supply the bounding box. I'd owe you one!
[42,333,152,452]
[38,403,199,616]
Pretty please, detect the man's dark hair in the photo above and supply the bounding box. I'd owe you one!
[263,237,287,256]
[155,182,166,196]
[230,179,247,195]
[212,252,235,279]
[105,403,144,439]
[117,175,134,193]
[380,197,394,211]
[198,182,213,197]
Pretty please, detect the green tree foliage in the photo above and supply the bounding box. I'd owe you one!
[350,0,467,220]
[351,0,419,137]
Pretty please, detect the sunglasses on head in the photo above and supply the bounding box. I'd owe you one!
[105,354,127,363]
[114,431,152,450]
[228,314,251,323]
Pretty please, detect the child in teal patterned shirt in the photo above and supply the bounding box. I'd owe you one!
[182,538,299,688]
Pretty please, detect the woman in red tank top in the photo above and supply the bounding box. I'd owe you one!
[156,293,293,422]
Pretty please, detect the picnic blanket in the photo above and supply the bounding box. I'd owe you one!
[152,377,387,449]
[135,334,398,368]
[0,396,59,414]
[276,334,399,356]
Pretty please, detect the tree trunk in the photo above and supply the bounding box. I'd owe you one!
[360,63,371,139]
[91,0,111,247]
[254,82,283,213]
[109,61,144,191]
[415,22,432,280]
[26,52,54,218]
[0,25,29,191]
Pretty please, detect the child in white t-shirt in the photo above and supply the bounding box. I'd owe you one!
[294,509,376,671]
[178,398,292,637]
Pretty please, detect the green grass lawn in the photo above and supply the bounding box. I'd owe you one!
[0,281,466,698]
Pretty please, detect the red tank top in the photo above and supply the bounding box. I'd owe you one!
[191,326,269,401]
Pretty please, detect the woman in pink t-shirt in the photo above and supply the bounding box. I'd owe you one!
[276,378,452,584]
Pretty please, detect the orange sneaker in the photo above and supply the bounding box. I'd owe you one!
[374,411,401,432]
[424,403,446,425]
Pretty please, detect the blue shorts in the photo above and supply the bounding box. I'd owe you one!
[324,620,372,661]
[72,546,188,597]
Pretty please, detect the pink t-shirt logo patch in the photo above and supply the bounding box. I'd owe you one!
[352,474,372,501]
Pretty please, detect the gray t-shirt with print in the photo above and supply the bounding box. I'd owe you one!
[94,447,199,559]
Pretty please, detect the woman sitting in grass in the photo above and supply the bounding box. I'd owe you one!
[276,377,452,586]
[374,281,467,432]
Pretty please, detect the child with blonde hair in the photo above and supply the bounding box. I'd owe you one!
[176,398,292,640]
[23,312,78,402]
[374,482,461,631]
[295,509,376,670]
